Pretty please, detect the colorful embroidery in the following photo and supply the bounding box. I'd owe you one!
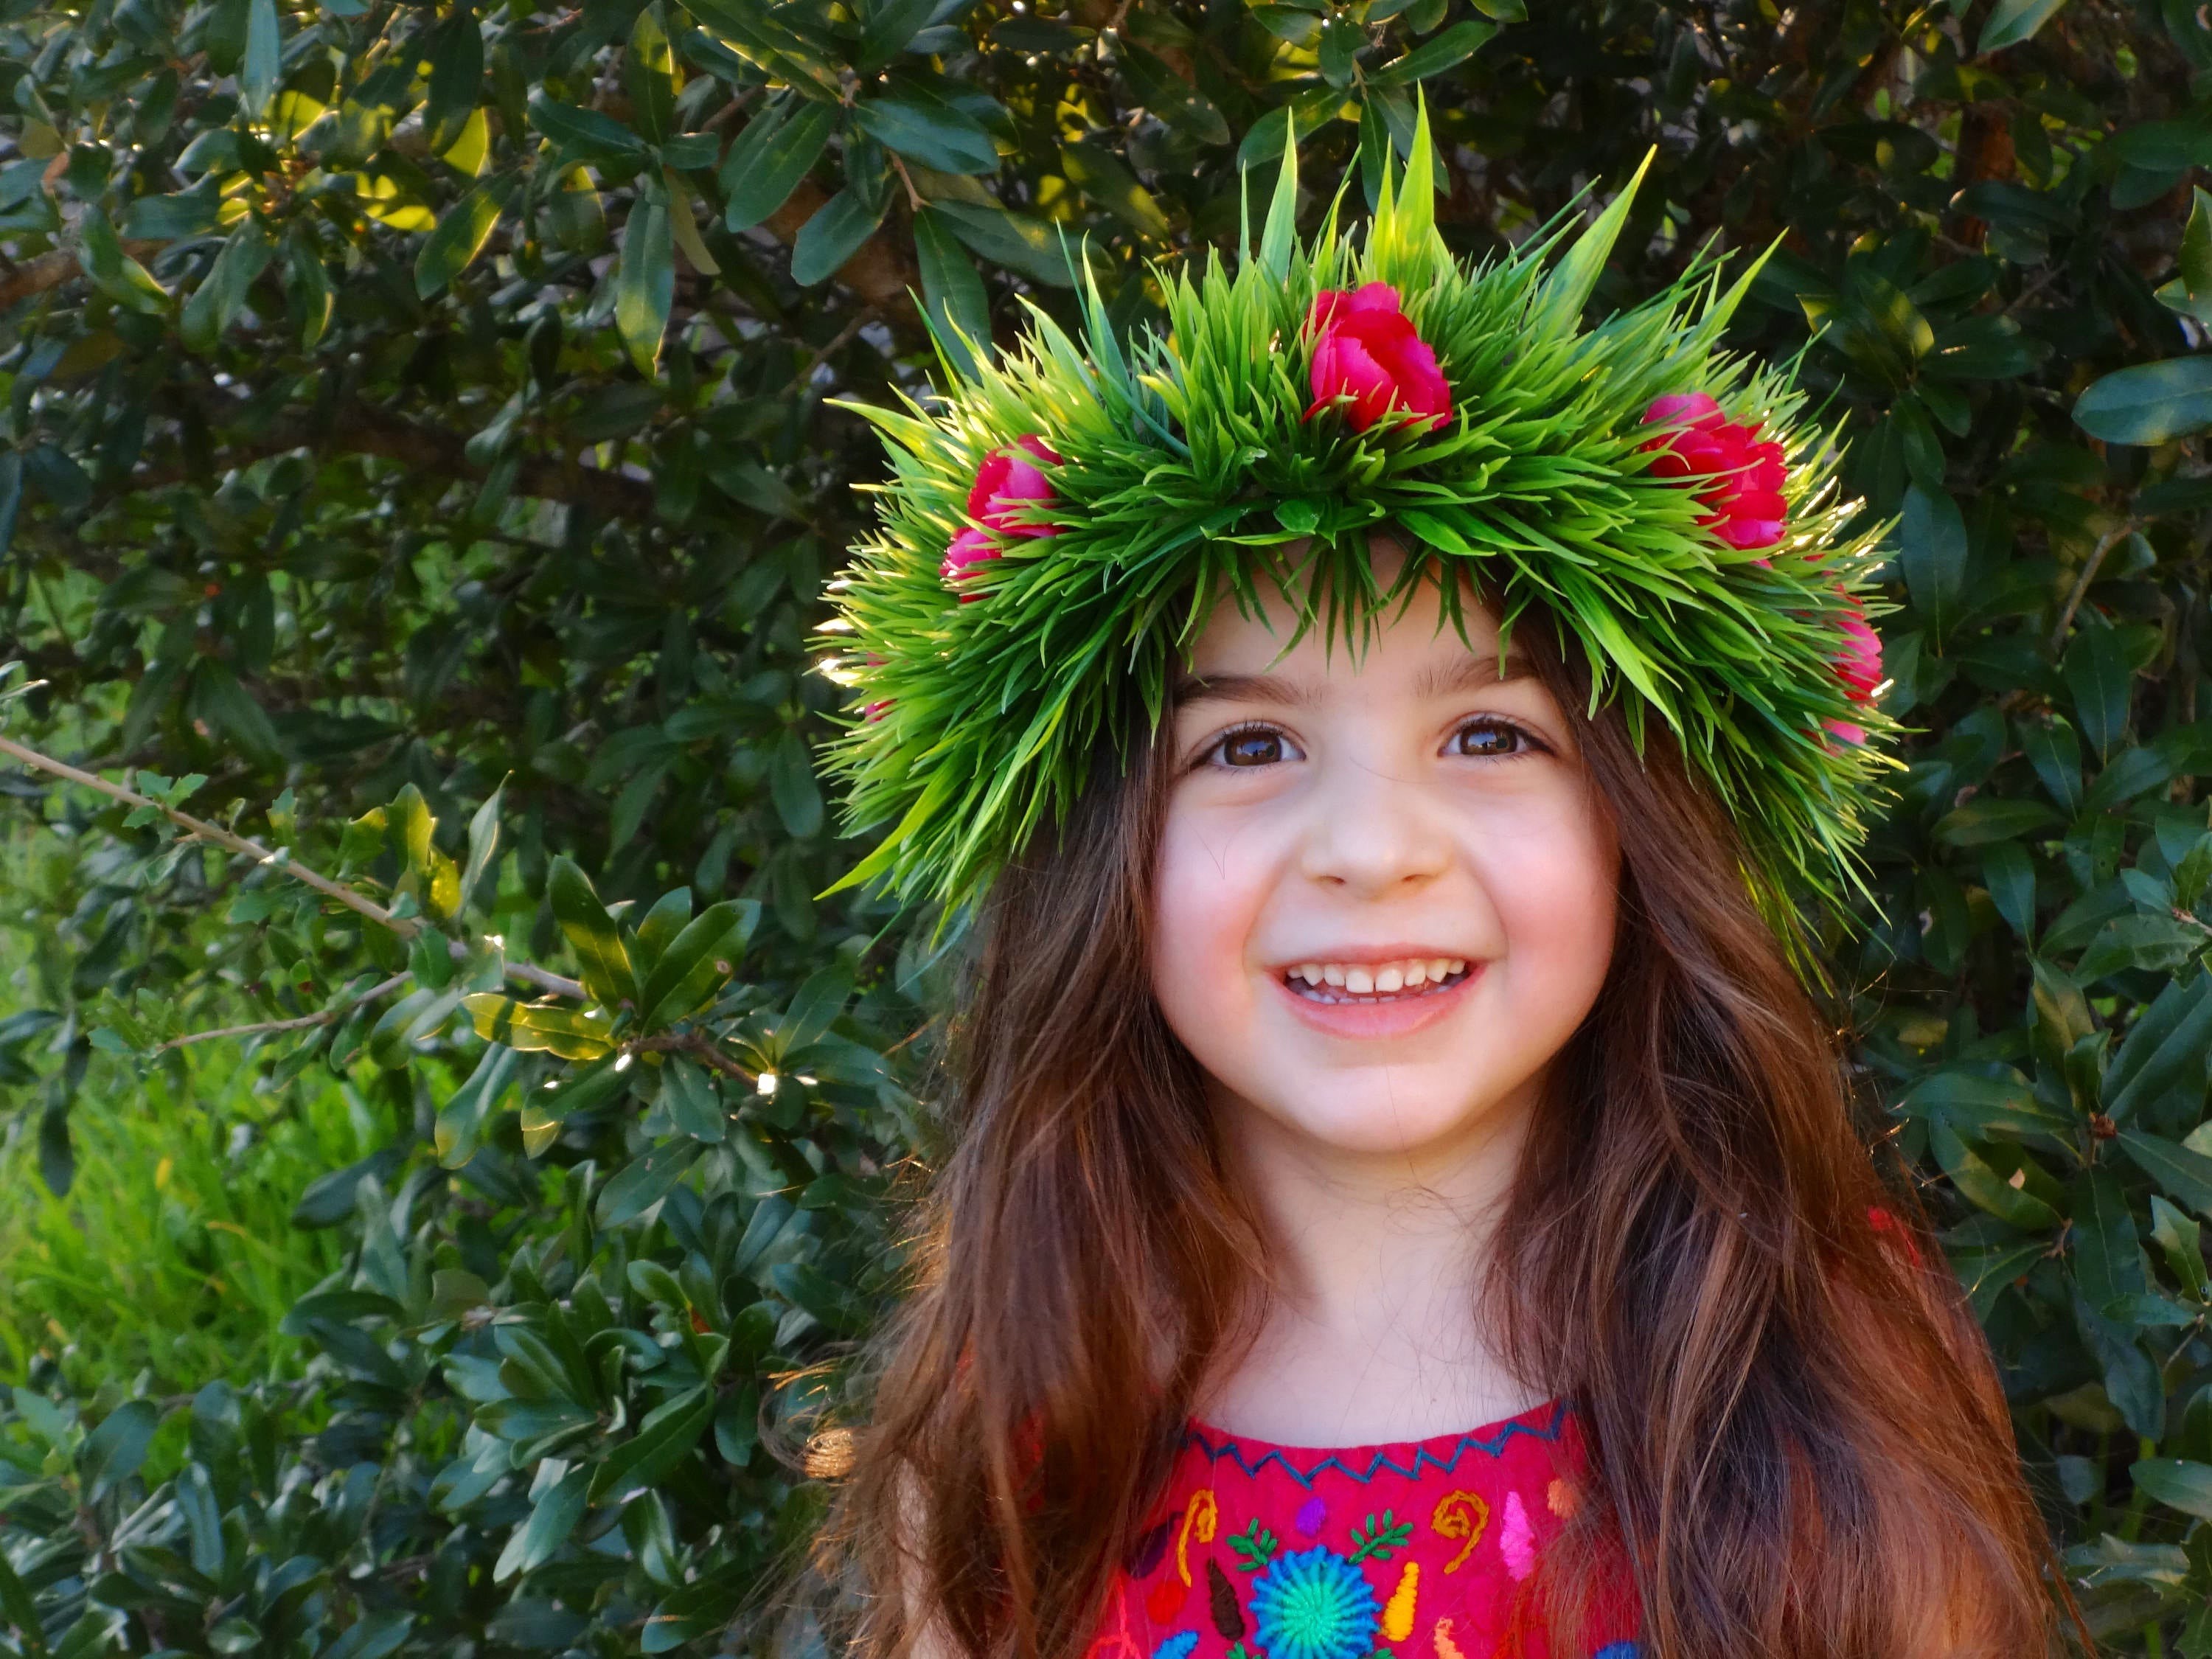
[1294,1495,1328,1538]
[1346,1509,1413,1563]
[1592,1646,1642,1659]
[1207,1559,1245,1640]
[1178,1489,1220,1585]
[1428,1491,1489,1574]
[1147,1576,1189,1622]
[1497,1492,1534,1582]
[1430,1618,1464,1659]
[1153,1632,1200,1659]
[1545,1478,1575,1519]
[1229,1519,1278,1572]
[1182,1405,1571,1491]
[1130,1514,1176,1577]
[1248,1546,1381,1659]
[1380,1562,1419,1642]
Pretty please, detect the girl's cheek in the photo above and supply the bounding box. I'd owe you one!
[1150,814,1275,1018]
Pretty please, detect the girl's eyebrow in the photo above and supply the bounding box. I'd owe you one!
[1178,650,1534,709]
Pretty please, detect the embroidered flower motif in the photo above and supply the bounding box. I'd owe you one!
[1825,589,1884,746]
[1428,1490,1488,1574]
[1208,1558,1246,1640]
[1497,1491,1535,1582]
[1593,1646,1644,1659]
[1304,283,1451,434]
[1152,1632,1200,1659]
[1380,1560,1419,1643]
[1248,1545,1381,1659]
[1638,392,1788,553]
[1293,1495,1327,1540]
[1147,1576,1191,1623]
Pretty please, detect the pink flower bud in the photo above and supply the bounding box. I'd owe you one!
[966,434,1062,539]
[1304,282,1451,434]
[1641,392,1788,552]
[939,526,999,601]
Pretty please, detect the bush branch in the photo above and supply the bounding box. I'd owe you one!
[0,732,585,1001]
[157,971,414,1051]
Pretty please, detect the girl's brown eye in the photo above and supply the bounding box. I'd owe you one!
[1221,728,1288,767]
[1450,720,1526,758]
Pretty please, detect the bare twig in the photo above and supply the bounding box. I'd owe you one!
[156,971,414,1051]
[0,732,586,1001]
[2050,521,2138,655]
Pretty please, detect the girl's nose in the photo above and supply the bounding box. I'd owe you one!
[1295,759,1453,897]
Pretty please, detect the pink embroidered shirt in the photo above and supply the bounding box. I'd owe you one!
[1085,1399,1640,1659]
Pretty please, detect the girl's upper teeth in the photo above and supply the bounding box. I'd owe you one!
[1290,958,1467,994]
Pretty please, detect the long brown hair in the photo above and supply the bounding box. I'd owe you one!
[807,604,2070,1659]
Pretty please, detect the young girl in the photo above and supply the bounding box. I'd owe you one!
[809,137,2065,1659]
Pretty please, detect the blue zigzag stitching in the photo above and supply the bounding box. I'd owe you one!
[1180,1400,1571,1490]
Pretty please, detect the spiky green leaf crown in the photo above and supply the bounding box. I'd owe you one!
[819,129,1899,954]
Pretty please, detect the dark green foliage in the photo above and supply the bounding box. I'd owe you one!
[5,0,2212,1653]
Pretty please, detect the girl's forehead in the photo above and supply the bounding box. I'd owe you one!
[1185,568,1507,681]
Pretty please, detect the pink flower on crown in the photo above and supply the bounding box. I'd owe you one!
[861,652,891,723]
[1304,282,1451,434]
[1825,589,1883,747]
[969,435,1061,538]
[942,436,1061,601]
[1639,392,1788,553]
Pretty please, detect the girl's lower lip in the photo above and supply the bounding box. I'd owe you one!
[1269,966,1481,1039]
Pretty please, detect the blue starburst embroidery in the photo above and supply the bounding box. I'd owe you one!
[1247,1546,1380,1659]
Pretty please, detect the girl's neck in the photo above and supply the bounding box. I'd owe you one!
[1193,1079,1544,1447]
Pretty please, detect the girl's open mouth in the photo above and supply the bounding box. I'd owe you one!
[1281,958,1472,1004]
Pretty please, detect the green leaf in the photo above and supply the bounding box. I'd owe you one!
[494,1463,591,1581]
[594,1136,706,1227]
[436,1042,521,1167]
[2106,973,2212,1125]
[858,0,939,69]
[180,218,275,353]
[616,189,675,375]
[852,92,1000,174]
[662,1056,729,1141]
[789,187,888,286]
[416,173,515,299]
[1374,18,1496,86]
[2073,1166,2150,1315]
[638,900,757,1028]
[627,4,681,146]
[519,1052,630,1155]
[2150,1194,2211,1300]
[464,995,616,1059]
[722,99,837,232]
[1978,0,2070,54]
[80,1399,158,1503]
[2063,624,2136,762]
[77,208,168,314]
[547,857,639,1009]
[1932,797,2059,847]
[240,0,279,116]
[527,94,650,163]
[1897,484,1966,639]
[770,729,824,838]
[2076,913,2202,984]
[424,11,484,154]
[463,779,506,907]
[914,205,990,378]
[2121,1130,2212,1220]
[929,197,1088,286]
[588,1385,714,1502]
[2074,356,2212,445]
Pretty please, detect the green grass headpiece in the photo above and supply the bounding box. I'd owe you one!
[821,122,1898,949]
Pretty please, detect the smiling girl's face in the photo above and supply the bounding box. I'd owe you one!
[1151,557,1621,1160]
